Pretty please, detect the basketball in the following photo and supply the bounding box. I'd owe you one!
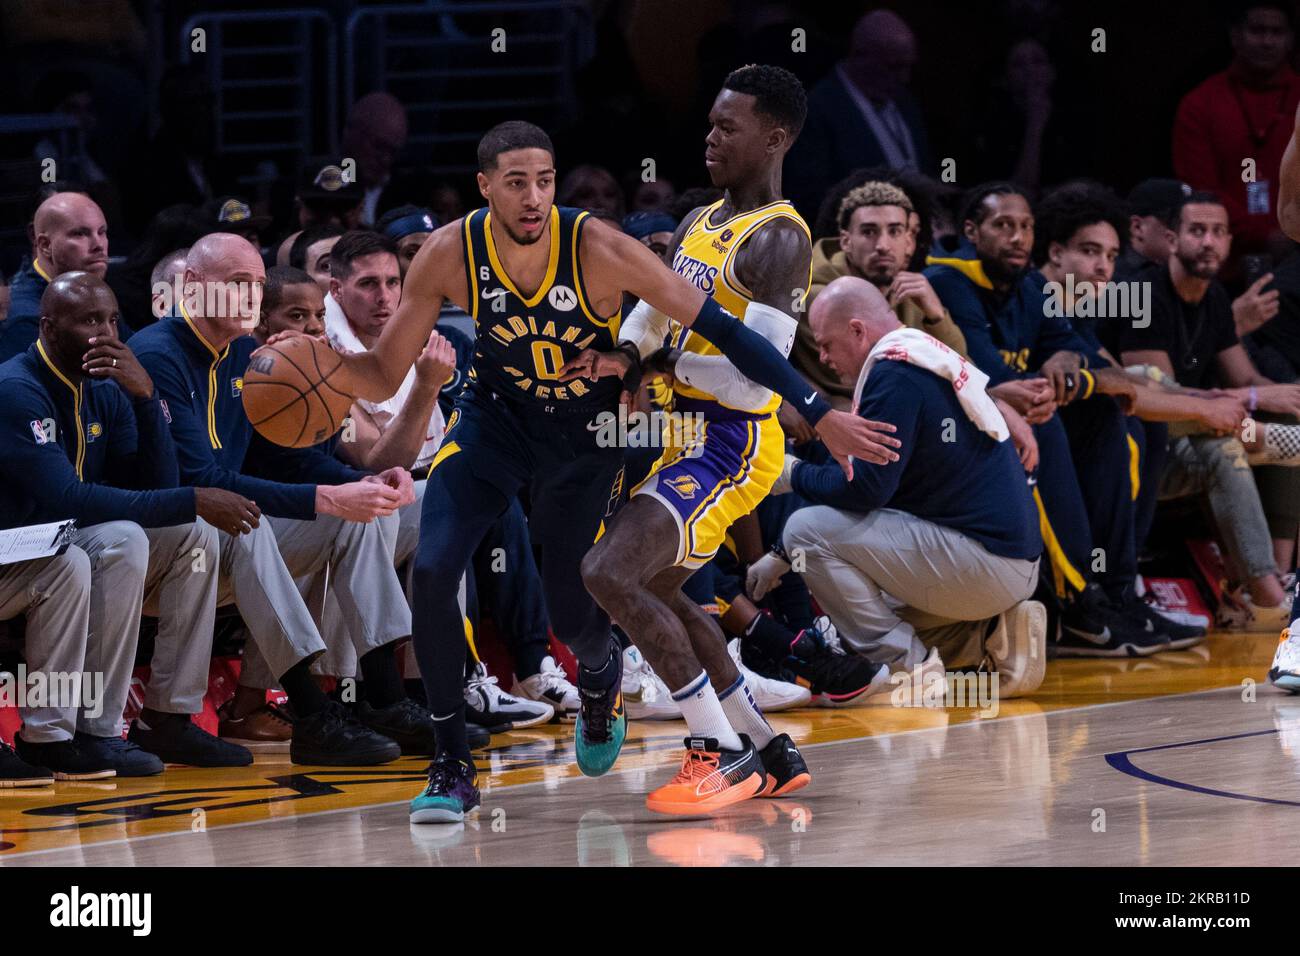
[242,335,353,448]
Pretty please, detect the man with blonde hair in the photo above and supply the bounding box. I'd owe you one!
[794,180,965,405]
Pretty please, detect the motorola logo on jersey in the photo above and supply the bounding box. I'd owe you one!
[547,285,578,312]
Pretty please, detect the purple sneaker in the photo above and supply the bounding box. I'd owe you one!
[410,755,480,824]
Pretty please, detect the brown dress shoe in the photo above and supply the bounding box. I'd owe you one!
[217,701,294,751]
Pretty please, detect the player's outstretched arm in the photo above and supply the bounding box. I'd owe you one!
[568,219,901,473]
[332,220,460,403]
[1281,101,1300,241]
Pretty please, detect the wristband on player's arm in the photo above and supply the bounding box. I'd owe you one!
[1078,368,1096,400]
[689,296,831,425]
[613,341,643,395]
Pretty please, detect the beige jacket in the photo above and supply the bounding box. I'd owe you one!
[794,237,968,403]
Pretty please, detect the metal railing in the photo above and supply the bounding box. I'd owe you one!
[179,8,338,161]
[170,2,588,180]
[344,1,586,174]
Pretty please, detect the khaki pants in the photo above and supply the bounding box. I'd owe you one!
[784,507,1039,670]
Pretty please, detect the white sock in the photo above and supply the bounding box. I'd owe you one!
[671,672,742,751]
[1249,423,1300,466]
[718,674,774,748]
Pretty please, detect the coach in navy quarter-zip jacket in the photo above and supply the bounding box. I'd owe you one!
[0,193,133,364]
[0,272,249,776]
[130,232,436,767]
[923,183,1158,658]
[774,277,1041,681]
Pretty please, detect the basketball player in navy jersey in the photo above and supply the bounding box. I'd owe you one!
[320,121,898,823]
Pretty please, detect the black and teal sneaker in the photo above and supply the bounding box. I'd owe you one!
[410,755,481,824]
[575,651,626,777]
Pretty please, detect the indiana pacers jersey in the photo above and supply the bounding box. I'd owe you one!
[461,204,620,409]
[667,198,811,415]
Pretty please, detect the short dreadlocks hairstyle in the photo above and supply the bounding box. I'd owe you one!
[961,181,1026,227]
[722,64,807,141]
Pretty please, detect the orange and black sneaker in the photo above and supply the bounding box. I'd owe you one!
[645,735,766,816]
[757,733,811,797]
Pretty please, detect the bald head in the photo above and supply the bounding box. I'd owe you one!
[32,192,109,278]
[151,248,189,289]
[808,276,901,384]
[39,271,120,374]
[846,10,916,101]
[342,92,408,187]
[41,270,114,318]
[186,232,264,281]
[182,232,266,341]
[276,230,302,267]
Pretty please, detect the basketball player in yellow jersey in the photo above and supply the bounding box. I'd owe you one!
[270,113,899,823]
[565,65,901,815]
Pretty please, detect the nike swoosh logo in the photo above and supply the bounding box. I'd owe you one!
[1063,625,1112,645]
[482,288,506,299]
[803,393,816,405]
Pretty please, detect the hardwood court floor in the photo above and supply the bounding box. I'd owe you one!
[2,631,1295,866]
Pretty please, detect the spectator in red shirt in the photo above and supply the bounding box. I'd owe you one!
[1173,3,1300,268]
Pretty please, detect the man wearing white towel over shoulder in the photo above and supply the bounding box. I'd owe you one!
[749,276,1048,697]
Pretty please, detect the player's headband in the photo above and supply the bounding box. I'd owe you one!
[382,211,437,241]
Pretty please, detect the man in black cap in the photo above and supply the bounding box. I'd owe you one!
[295,162,365,231]
[205,196,273,250]
[1116,178,1192,280]
[1119,178,1279,338]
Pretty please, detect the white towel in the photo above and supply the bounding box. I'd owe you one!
[323,292,445,470]
[852,327,1009,442]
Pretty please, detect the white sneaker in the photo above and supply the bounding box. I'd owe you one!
[512,655,580,722]
[1268,626,1300,693]
[727,639,810,711]
[620,646,680,720]
[868,647,942,706]
[465,661,554,731]
[985,600,1046,698]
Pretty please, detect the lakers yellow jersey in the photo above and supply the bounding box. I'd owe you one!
[667,198,811,414]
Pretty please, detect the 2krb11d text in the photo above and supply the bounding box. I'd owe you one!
[1119,892,1251,906]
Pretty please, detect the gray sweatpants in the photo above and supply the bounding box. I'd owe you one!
[234,512,412,690]
[309,480,426,679]
[1,549,91,743]
[71,521,221,737]
[1159,435,1277,581]
[784,507,1039,670]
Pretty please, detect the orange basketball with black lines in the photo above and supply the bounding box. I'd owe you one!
[242,335,353,448]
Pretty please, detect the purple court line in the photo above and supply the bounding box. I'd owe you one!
[1105,728,1300,807]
